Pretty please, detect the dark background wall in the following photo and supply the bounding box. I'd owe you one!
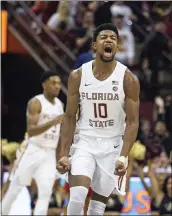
[2,53,65,142]
[2,53,43,141]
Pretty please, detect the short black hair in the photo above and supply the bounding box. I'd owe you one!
[40,71,59,84]
[93,23,119,42]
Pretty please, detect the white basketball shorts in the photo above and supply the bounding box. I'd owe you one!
[10,143,59,186]
[69,134,127,197]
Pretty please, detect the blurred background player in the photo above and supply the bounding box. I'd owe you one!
[2,72,64,215]
[1,135,32,215]
[2,137,67,216]
[30,177,67,215]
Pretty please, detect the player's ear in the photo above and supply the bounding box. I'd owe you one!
[116,40,119,52]
[117,37,120,51]
[42,82,46,89]
[92,42,96,52]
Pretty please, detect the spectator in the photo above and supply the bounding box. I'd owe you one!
[31,1,46,16]
[87,1,99,12]
[143,151,171,174]
[147,160,172,216]
[110,1,136,28]
[74,10,95,55]
[94,2,112,27]
[30,1,47,34]
[165,94,172,133]
[133,160,171,215]
[153,94,172,133]
[73,50,96,70]
[154,96,165,122]
[140,18,171,85]
[112,14,135,66]
[153,121,172,157]
[49,21,76,51]
[138,118,152,145]
[31,179,65,215]
[68,0,78,18]
[159,151,171,171]
[42,1,59,24]
[47,1,75,31]
[74,2,87,27]
[49,21,67,40]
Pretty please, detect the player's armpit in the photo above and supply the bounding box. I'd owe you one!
[56,69,81,159]
[120,70,140,157]
[65,69,81,117]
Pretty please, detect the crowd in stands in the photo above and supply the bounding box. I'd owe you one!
[1,1,172,215]
[27,1,172,98]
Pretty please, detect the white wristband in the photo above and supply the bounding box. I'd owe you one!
[117,156,126,165]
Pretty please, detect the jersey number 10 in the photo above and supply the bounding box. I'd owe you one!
[93,103,107,118]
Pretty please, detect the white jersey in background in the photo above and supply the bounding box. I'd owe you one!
[2,94,64,215]
[29,94,64,148]
[77,60,127,138]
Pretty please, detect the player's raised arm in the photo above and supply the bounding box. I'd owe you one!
[121,70,140,157]
[56,69,81,160]
[27,99,63,137]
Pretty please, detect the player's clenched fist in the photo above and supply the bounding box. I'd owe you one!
[56,156,70,174]
[115,156,127,176]
[53,114,64,125]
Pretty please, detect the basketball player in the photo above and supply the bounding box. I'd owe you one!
[2,136,32,215]
[2,72,64,215]
[56,23,140,215]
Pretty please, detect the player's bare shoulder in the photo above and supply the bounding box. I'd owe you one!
[69,67,82,84]
[68,67,82,94]
[27,97,41,114]
[124,69,140,100]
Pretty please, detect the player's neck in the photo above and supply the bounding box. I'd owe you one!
[94,57,117,74]
[43,92,55,104]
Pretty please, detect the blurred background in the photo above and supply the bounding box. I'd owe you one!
[1,1,172,215]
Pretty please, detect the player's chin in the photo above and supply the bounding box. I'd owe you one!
[53,90,60,96]
[58,169,68,174]
[101,53,114,62]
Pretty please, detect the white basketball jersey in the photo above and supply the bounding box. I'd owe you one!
[76,60,127,138]
[28,94,64,148]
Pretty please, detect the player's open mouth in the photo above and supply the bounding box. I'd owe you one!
[104,46,112,58]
